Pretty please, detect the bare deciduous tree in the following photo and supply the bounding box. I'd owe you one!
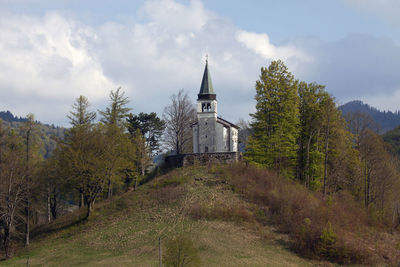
[163,89,196,154]
[0,122,27,258]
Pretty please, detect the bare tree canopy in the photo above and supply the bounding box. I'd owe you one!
[163,89,196,154]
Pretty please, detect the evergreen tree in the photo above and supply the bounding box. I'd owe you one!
[65,95,96,207]
[99,88,132,198]
[127,112,165,157]
[246,60,299,177]
[67,95,96,128]
[99,87,131,128]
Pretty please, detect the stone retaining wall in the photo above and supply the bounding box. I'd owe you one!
[165,152,241,168]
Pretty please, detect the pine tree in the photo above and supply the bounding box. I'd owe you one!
[246,60,299,177]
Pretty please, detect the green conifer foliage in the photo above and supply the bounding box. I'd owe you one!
[246,60,300,177]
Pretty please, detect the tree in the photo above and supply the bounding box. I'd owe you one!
[66,95,96,207]
[127,112,165,157]
[60,124,110,218]
[236,119,251,151]
[38,151,69,222]
[99,87,131,128]
[0,122,26,258]
[130,129,149,189]
[246,60,300,177]
[99,88,132,198]
[20,114,41,247]
[163,235,200,267]
[297,82,327,188]
[67,95,96,128]
[163,89,196,154]
[359,129,398,211]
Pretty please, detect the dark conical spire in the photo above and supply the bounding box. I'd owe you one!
[198,56,216,100]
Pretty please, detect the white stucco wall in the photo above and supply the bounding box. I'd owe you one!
[194,97,239,154]
[230,127,238,152]
[192,124,199,153]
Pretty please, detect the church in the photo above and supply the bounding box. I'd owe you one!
[192,59,239,154]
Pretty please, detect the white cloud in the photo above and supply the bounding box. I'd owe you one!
[236,30,310,63]
[141,0,212,31]
[0,12,116,124]
[2,0,400,126]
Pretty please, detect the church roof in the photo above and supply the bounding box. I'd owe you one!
[217,117,240,129]
[198,59,216,100]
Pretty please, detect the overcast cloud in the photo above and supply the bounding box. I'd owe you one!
[1,0,400,126]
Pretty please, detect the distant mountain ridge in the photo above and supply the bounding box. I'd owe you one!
[0,110,65,158]
[0,110,27,122]
[339,100,400,133]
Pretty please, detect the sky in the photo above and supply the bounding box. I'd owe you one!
[1,0,400,126]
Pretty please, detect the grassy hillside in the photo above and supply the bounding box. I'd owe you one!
[1,165,320,267]
[2,164,399,266]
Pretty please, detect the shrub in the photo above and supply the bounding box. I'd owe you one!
[163,235,200,267]
[220,162,397,264]
[318,221,337,260]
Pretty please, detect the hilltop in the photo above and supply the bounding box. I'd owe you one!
[2,164,399,266]
[0,110,65,158]
[339,100,400,133]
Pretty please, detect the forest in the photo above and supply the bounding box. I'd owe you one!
[1,60,400,264]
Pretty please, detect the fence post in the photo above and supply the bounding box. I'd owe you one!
[159,237,162,267]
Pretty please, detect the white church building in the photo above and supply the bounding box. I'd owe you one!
[192,60,239,154]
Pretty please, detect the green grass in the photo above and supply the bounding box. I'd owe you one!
[1,166,323,267]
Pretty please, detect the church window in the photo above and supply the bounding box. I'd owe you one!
[205,122,207,125]
[205,146,208,152]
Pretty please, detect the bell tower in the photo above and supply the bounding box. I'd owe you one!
[197,57,217,115]
[193,58,218,153]
[192,56,239,155]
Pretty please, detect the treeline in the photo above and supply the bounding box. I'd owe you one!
[0,88,178,258]
[0,111,65,159]
[0,111,27,123]
[246,60,400,227]
[340,100,400,133]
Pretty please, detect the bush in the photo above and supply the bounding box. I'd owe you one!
[318,222,337,260]
[163,235,200,267]
[220,162,395,264]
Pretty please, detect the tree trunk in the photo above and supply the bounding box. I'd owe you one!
[47,191,51,223]
[107,179,112,199]
[51,194,57,221]
[86,201,92,219]
[323,118,330,198]
[3,225,11,258]
[134,176,137,191]
[25,202,30,246]
[79,189,84,208]
[305,134,313,189]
